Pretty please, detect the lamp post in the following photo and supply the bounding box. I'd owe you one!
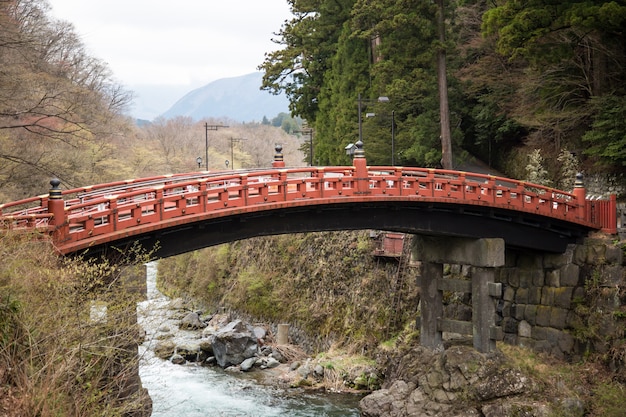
[204,123,228,170]
[359,95,395,165]
[357,93,389,146]
[391,110,396,166]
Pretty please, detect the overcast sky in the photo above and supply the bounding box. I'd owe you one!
[47,0,293,118]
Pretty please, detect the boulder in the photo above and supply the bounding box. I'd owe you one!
[176,343,206,362]
[199,339,213,355]
[360,346,540,417]
[252,326,266,341]
[240,357,258,372]
[209,320,259,367]
[261,357,280,369]
[180,312,207,330]
[154,340,175,360]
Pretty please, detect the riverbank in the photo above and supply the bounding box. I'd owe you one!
[155,232,626,416]
[139,261,364,415]
[141,292,380,394]
[141,284,626,417]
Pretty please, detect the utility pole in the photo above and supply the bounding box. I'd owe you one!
[229,137,247,169]
[204,123,228,170]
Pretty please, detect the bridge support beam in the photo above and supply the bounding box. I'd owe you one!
[413,236,504,353]
[420,262,444,350]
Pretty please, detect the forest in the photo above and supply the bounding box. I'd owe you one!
[260,0,626,184]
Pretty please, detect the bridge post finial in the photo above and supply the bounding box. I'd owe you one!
[352,140,370,194]
[353,140,365,160]
[272,144,285,168]
[573,172,586,221]
[48,178,67,241]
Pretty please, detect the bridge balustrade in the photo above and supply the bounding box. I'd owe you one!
[0,157,618,255]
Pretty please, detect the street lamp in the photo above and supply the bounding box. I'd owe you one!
[358,94,389,145]
[360,95,395,165]
[345,143,357,159]
[204,123,229,170]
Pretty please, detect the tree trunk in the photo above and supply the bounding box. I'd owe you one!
[436,0,453,169]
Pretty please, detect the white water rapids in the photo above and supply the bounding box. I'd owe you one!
[137,261,361,416]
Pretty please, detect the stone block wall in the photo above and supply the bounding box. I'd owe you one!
[586,173,626,199]
[494,238,625,359]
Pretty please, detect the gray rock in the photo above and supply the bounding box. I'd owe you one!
[170,354,186,365]
[209,320,259,367]
[199,339,213,355]
[474,369,531,401]
[154,340,175,360]
[240,357,258,372]
[176,343,203,362]
[290,361,301,371]
[263,357,280,369]
[180,312,207,330]
[314,364,325,377]
[270,348,285,363]
[297,364,310,379]
[252,326,266,340]
[360,380,415,417]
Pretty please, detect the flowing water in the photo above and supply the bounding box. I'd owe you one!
[138,262,362,416]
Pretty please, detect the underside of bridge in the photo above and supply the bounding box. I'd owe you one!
[75,201,594,260]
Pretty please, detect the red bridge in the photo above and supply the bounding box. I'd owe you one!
[0,144,617,257]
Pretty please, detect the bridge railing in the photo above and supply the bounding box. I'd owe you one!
[0,164,617,250]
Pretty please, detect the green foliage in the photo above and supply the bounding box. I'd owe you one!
[482,1,626,64]
[582,95,626,166]
[591,382,626,417]
[272,0,554,171]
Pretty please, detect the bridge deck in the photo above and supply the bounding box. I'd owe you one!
[0,162,616,256]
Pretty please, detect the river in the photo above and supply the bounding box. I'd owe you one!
[137,262,362,416]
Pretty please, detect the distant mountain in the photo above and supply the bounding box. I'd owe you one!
[161,72,289,122]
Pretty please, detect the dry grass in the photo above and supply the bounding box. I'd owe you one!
[272,344,309,362]
[500,344,626,416]
[0,231,151,416]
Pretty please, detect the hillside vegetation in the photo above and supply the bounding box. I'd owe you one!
[0,232,151,416]
[2,0,626,415]
[158,231,419,353]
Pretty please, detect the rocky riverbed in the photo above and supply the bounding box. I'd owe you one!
[141,295,378,392]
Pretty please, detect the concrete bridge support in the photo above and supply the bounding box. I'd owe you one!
[413,236,505,353]
[87,264,151,416]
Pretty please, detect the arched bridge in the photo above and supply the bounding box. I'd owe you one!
[0,145,617,258]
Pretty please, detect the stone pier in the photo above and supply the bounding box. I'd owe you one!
[413,236,505,353]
